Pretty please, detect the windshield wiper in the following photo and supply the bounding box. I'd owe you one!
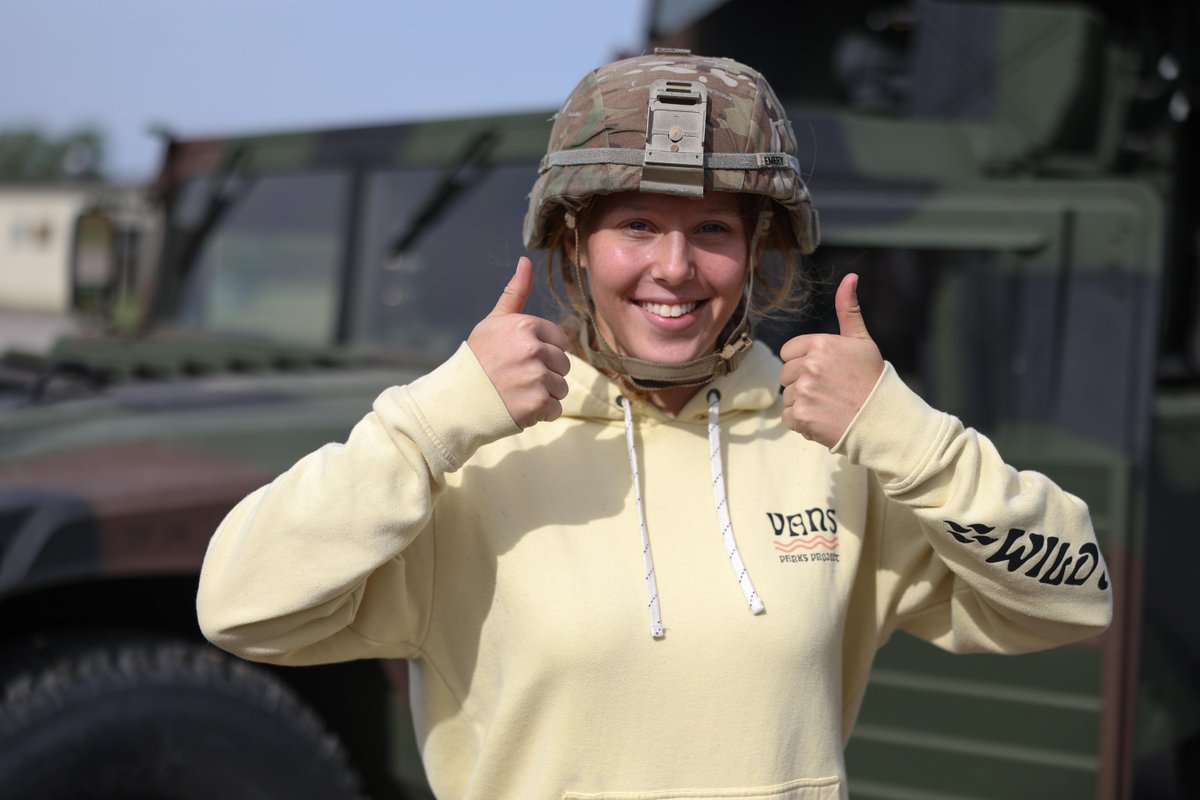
[385,127,501,261]
[143,146,255,329]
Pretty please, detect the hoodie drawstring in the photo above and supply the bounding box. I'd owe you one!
[707,389,766,615]
[618,392,765,639]
[619,396,665,639]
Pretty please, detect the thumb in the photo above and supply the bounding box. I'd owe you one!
[835,273,871,340]
[489,256,534,317]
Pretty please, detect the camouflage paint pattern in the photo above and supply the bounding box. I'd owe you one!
[1,1,1196,798]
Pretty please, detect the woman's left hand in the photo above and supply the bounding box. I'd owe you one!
[779,273,884,448]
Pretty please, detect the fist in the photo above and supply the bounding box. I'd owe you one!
[780,273,884,447]
[468,257,571,429]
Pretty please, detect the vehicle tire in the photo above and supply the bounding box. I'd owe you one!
[0,639,363,800]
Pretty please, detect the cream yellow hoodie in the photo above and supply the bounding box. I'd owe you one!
[197,341,1111,800]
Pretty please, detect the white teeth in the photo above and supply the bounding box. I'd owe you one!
[640,301,697,318]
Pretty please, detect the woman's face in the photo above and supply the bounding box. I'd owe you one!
[582,191,749,366]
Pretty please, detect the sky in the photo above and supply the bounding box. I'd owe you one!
[0,0,648,181]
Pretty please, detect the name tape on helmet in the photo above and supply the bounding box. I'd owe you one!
[540,149,801,175]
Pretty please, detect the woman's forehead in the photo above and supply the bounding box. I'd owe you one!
[596,190,743,216]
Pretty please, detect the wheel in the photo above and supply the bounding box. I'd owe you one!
[0,640,363,800]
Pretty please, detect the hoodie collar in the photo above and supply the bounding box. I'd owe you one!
[561,340,780,423]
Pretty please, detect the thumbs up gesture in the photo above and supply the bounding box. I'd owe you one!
[467,257,572,429]
[780,273,884,447]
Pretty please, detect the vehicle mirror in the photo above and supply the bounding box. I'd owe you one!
[71,210,118,317]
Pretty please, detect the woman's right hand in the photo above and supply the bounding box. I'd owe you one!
[467,257,571,429]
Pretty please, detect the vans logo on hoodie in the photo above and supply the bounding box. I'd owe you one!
[767,509,839,563]
[945,521,1109,590]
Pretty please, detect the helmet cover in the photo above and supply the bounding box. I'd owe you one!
[523,50,819,253]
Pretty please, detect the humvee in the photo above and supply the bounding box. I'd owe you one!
[0,1,1195,798]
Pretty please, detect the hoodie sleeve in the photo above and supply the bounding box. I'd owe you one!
[833,363,1112,654]
[196,343,519,665]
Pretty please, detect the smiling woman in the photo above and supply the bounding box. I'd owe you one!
[198,49,1111,800]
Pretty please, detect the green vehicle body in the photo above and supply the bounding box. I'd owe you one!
[0,1,1195,797]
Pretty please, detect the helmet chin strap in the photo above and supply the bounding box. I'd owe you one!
[569,207,772,392]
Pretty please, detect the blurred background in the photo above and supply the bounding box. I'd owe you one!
[0,0,643,352]
[0,0,645,181]
[0,1,1197,799]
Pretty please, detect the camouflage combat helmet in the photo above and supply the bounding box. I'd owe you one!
[523,49,820,390]
[524,49,819,252]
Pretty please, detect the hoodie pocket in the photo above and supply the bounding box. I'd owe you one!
[562,775,842,800]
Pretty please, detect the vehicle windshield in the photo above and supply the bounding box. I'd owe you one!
[172,171,347,345]
[351,163,540,361]
[166,161,544,363]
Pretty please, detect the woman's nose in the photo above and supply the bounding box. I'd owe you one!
[650,231,694,284]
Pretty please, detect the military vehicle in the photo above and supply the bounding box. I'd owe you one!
[0,0,1195,798]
